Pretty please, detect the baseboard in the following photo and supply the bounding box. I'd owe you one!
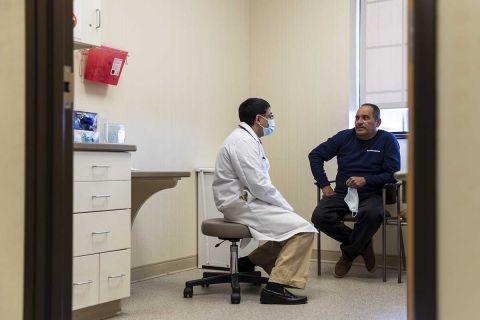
[312,249,405,268]
[73,300,121,320]
[130,250,401,283]
[131,255,197,282]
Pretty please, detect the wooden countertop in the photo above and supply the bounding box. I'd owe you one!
[131,171,191,179]
[74,143,137,152]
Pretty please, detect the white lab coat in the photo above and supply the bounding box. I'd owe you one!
[212,122,317,241]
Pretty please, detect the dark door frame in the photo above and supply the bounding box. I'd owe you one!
[22,0,437,319]
[412,0,437,319]
[24,0,73,319]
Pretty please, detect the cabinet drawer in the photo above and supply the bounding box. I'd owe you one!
[74,181,130,213]
[74,151,131,182]
[73,254,99,310]
[99,249,131,304]
[73,210,131,256]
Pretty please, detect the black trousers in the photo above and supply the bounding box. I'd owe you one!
[311,192,383,261]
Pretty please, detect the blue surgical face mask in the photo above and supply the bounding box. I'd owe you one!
[260,116,276,136]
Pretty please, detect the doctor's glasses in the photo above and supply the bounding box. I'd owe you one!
[262,113,275,120]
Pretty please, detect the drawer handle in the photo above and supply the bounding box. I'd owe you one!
[73,280,94,286]
[91,231,110,235]
[91,195,111,199]
[96,9,101,29]
[91,165,110,168]
[108,274,126,279]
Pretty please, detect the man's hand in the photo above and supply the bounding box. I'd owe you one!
[321,185,336,197]
[346,176,367,188]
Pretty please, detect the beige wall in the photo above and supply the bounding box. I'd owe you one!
[437,0,480,318]
[74,0,251,267]
[250,0,355,251]
[0,1,25,319]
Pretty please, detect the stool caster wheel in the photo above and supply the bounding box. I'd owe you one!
[231,292,240,304]
[183,286,193,298]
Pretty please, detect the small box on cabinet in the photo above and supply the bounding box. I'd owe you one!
[73,111,99,143]
[104,123,125,144]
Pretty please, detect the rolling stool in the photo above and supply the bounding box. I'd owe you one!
[183,218,269,304]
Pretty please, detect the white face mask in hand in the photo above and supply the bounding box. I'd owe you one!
[344,187,359,217]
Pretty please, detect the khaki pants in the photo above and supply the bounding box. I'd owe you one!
[247,232,314,289]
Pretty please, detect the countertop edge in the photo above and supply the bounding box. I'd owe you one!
[74,143,137,152]
[394,171,407,181]
[131,171,191,178]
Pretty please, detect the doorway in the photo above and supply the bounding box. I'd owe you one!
[22,0,437,319]
[24,0,74,319]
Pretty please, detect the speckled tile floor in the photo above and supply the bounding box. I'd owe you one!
[115,263,406,320]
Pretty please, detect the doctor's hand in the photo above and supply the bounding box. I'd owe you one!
[321,185,336,197]
[346,176,366,188]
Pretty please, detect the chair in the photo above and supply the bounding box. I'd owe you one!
[183,218,269,304]
[382,181,407,283]
[315,182,405,281]
[315,182,355,276]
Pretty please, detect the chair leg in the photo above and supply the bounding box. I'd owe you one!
[230,273,240,304]
[203,271,227,278]
[204,271,267,284]
[399,225,407,271]
[316,186,322,276]
[382,217,387,282]
[317,232,321,276]
[229,242,241,303]
[186,273,232,287]
[397,190,402,283]
[230,242,238,274]
[382,188,387,282]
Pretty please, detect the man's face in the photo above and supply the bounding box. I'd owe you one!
[354,105,381,139]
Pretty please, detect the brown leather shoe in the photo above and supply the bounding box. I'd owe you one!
[334,256,352,278]
[361,241,376,273]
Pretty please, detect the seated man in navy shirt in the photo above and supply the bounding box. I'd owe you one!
[309,103,400,278]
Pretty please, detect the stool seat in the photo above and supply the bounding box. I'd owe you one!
[201,218,252,239]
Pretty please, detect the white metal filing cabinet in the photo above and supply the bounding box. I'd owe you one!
[72,146,134,311]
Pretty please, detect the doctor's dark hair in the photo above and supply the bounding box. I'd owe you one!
[361,103,381,120]
[238,98,271,126]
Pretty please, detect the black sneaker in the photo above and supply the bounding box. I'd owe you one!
[260,287,308,305]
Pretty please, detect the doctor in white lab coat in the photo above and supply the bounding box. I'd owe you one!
[213,98,317,305]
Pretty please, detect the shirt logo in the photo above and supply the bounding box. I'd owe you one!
[367,149,381,153]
